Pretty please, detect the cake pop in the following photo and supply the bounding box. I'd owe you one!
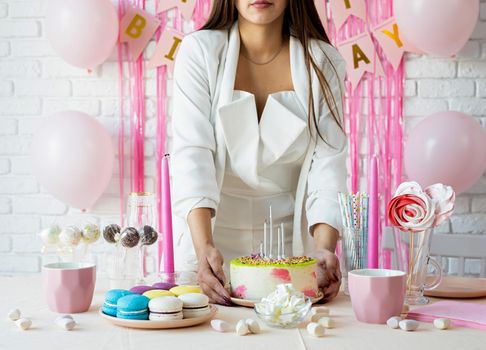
[103,224,121,244]
[120,227,140,248]
[140,225,158,246]
[81,224,100,244]
[59,226,82,247]
[39,225,61,246]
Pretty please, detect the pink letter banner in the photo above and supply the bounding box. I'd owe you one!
[147,27,185,71]
[119,6,161,60]
[336,31,384,90]
[329,0,367,30]
[372,17,408,71]
[157,0,196,20]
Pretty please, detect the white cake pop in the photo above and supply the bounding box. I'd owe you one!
[39,225,61,246]
[59,226,82,247]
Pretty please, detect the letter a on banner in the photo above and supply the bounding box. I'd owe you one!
[157,0,196,20]
[147,28,185,72]
[329,0,367,30]
[120,6,160,60]
[337,32,384,90]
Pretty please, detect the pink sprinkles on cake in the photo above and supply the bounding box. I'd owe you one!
[271,268,291,283]
[233,285,247,299]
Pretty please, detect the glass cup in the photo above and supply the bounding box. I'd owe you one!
[341,227,367,295]
[126,192,156,284]
[394,228,442,305]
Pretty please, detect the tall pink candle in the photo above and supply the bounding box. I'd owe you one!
[368,156,379,268]
[161,154,174,273]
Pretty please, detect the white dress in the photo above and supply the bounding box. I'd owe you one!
[214,89,310,263]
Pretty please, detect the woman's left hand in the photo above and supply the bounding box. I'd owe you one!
[310,248,342,303]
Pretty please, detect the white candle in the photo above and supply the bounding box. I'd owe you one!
[277,227,281,260]
[263,220,267,258]
[280,222,285,258]
[269,205,273,259]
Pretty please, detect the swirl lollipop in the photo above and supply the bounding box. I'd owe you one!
[120,227,140,248]
[103,224,121,244]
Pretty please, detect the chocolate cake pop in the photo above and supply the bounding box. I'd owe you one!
[103,224,121,243]
[140,225,158,246]
[120,227,140,248]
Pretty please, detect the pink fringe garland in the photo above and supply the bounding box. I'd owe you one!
[324,0,404,268]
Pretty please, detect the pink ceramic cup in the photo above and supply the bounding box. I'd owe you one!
[42,262,96,313]
[348,269,406,324]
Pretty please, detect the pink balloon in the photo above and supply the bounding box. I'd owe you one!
[404,111,486,194]
[32,111,114,210]
[394,0,479,57]
[45,0,119,69]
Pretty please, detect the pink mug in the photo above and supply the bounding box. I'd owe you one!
[348,269,406,324]
[42,262,96,313]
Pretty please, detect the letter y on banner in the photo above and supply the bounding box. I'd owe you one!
[337,32,384,90]
[147,28,185,72]
[120,6,160,60]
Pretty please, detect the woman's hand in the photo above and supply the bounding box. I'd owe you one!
[196,245,232,306]
[310,248,342,303]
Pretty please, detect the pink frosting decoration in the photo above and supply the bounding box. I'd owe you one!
[311,271,317,279]
[271,268,291,283]
[303,289,317,298]
[233,285,247,299]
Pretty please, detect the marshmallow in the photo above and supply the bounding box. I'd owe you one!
[399,319,419,331]
[307,322,325,337]
[211,319,232,332]
[387,316,402,329]
[15,318,32,331]
[8,309,21,321]
[311,307,330,316]
[56,316,76,331]
[317,316,334,329]
[236,319,250,336]
[246,319,261,334]
[433,318,451,330]
[311,313,328,322]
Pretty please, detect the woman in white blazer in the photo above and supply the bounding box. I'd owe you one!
[171,0,347,305]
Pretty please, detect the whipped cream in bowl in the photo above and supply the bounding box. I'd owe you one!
[254,284,312,328]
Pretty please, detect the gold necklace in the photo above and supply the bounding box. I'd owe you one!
[240,41,284,65]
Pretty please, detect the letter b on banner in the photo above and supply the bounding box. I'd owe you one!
[126,14,146,39]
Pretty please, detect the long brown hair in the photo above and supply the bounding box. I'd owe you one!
[201,0,344,142]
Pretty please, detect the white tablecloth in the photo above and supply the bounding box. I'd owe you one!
[0,275,485,350]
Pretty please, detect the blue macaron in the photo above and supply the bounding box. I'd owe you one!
[102,289,133,317]
[116,294,150,320]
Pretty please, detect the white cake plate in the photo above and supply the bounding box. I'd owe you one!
[99,305,217,329]
[231,291,324,308]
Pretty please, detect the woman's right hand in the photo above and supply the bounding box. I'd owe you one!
[196,245,232,306]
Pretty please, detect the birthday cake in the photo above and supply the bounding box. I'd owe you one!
[230,256,319,300]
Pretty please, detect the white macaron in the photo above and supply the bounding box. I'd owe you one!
[178,293,210,319]
[148,296,183,321]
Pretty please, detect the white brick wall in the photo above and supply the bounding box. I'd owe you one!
[0,0,485,275]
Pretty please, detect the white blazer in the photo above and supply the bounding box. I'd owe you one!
[171,22,347,262]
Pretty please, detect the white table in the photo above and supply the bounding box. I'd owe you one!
[0,275,485,350]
